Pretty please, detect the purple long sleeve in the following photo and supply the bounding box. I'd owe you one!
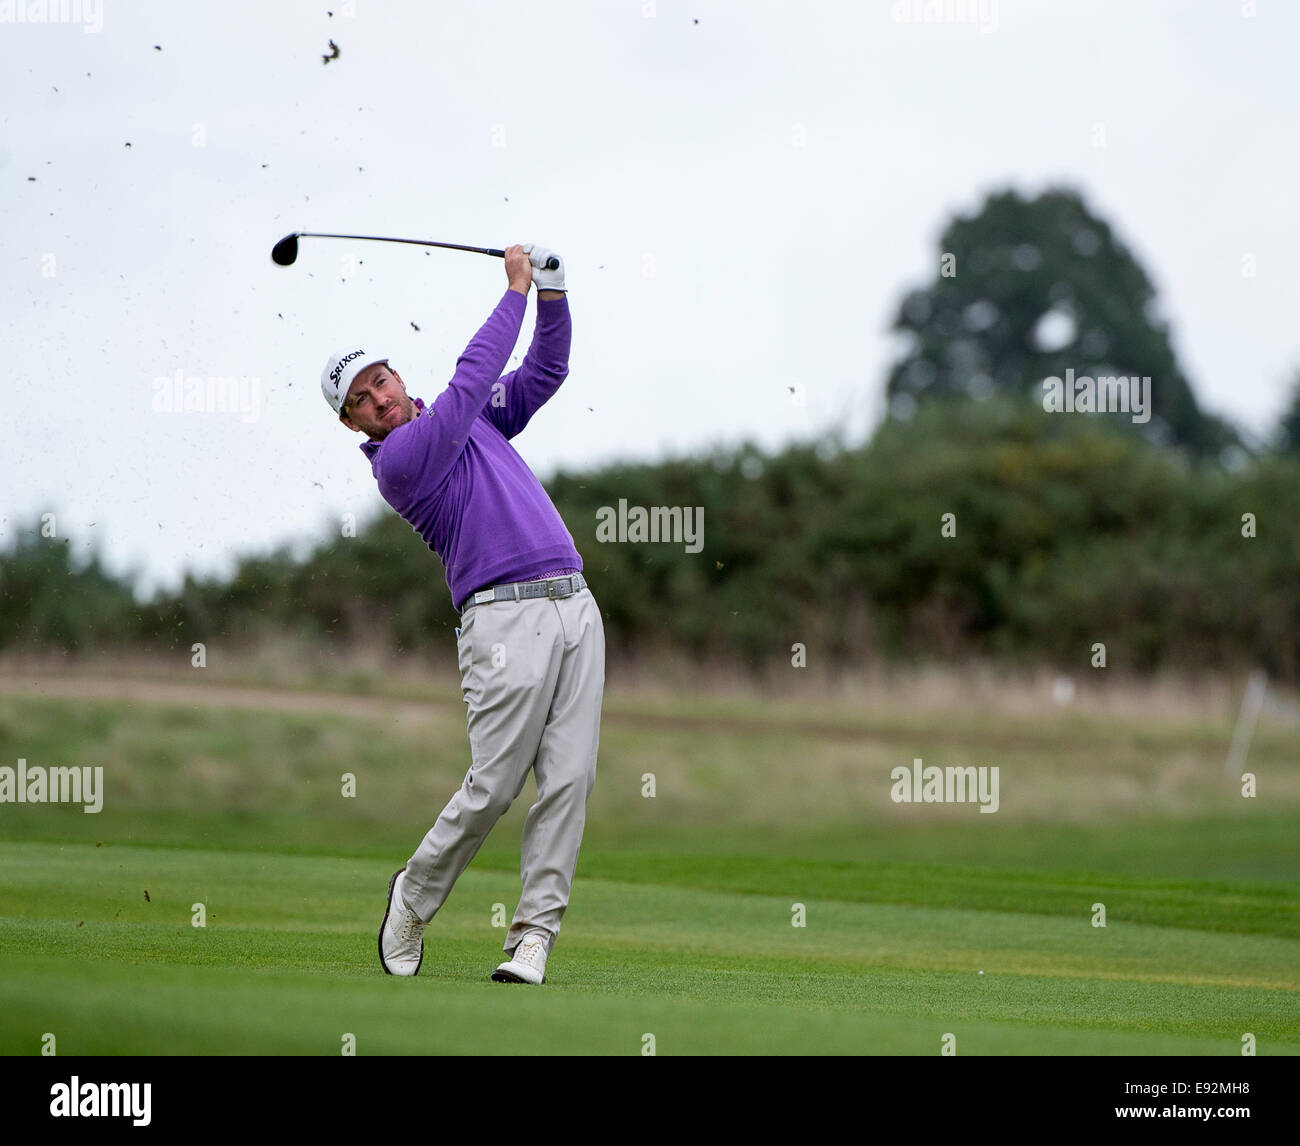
[360,291,581,610]
[485,293,572,439]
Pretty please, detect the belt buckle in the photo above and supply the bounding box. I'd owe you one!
[547,576,568,598]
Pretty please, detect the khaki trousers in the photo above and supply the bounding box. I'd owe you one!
[402,585,605,958]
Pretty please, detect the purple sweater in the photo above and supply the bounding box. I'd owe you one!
[360,289,582,610]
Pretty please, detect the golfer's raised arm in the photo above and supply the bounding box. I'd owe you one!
[485,294,571,440]
[376,288,526,492]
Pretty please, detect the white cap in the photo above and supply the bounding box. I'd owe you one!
[320,348,389,415]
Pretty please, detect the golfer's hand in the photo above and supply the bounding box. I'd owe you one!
[504,244,533,294]
[523,242,566,292]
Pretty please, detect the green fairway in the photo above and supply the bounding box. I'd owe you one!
[1,684,1298,1055]
[1,840,1296,1055]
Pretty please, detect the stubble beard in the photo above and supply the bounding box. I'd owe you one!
[370,396,417,441]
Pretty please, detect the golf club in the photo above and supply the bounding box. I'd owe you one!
[270,231,559,269]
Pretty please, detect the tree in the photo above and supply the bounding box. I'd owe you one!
[0,525,141,652]
[884,186,1239,459]
[1275,371,1300,454]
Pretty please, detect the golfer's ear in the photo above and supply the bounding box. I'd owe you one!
[339,411,362,433]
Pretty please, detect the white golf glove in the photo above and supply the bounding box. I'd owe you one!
[523,242,566,292]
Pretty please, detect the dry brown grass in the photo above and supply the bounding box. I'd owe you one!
[0,644,1279,727]
[1,644,1296,828]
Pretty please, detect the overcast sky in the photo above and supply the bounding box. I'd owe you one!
[3,0,1297,596]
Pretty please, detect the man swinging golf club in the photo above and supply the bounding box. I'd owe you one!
[320,243,604,984]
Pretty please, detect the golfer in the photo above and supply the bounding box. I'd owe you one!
[320,243,604,984]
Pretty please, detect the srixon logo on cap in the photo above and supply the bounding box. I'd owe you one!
[330,349,366,387]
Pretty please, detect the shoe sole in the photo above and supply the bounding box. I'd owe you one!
[491,966,545,984]
[379,867,423,976]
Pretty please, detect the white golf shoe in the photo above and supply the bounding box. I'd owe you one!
[379,868,425,976]
[492,929,550,984]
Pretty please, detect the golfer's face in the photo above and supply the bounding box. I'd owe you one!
[343,366,414,440]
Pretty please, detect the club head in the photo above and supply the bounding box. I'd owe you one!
[270,234,300,266]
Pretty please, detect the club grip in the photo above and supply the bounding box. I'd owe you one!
[490,249,560,270]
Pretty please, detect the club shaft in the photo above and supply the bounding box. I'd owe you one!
[295,232,504,258]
